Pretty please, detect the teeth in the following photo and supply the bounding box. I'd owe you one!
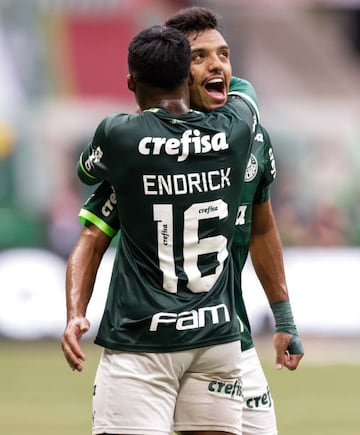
[207,78,223,84]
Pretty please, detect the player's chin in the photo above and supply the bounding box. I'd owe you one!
[203,100,226,112]
[208,94,227,110]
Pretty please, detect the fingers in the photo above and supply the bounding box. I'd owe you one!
[273,332,304,371]
[61,337,85,372]
[274,332,292,370]
[61,317,90,372]
[284,352,304,371]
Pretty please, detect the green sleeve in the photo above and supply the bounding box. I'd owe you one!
[229,76,260,121]
[78,181,120,238]
[79,209,118,238]
[77,153,99,185]
[77,117,109,185]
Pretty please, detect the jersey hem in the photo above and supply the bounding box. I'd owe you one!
[94,335,241,353]
[241,341,255,351]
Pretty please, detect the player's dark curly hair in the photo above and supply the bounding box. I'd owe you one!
[128,25,191,89]
[165,6,222,37]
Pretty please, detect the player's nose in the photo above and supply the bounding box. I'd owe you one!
[207,54,223,72]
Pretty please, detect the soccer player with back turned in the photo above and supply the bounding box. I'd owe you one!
[67,24,258,435]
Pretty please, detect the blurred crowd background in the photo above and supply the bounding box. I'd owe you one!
[0,0,359,254]
[0,0,359,340]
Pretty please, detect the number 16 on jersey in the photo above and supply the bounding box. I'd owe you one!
[153,199,229,294]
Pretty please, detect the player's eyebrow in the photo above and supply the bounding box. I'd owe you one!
[191,44,229,54]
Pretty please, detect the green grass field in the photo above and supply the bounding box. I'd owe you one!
[0,339,359,435]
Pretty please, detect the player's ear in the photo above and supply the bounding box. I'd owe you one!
[188,71,194,87]
[127,74,136,92]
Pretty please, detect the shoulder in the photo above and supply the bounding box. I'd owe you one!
[101,112,138,136]
[228,76,259,121]
[254,124,277,180]
[256,124,271,144]
[229,77,258,102]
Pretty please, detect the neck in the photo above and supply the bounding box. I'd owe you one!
[143,97,190,114]
[136,83,191,115]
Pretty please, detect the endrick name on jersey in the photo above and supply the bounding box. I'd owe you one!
[143,167,231,196]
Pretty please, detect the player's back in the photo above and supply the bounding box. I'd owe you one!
[78,100,255,352]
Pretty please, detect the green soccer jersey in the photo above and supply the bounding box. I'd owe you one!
[232,125,276,350]
[79,77,277,352]
[77,83,257,352]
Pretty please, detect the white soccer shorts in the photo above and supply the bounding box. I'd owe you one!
[241,348,278,435]
[92,341,243,435]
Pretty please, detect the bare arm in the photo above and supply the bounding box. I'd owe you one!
[250,199,304,370]
[250,199,288,303]
[61,223,111,371]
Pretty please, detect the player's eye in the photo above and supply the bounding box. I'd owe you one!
[192,51,204,62]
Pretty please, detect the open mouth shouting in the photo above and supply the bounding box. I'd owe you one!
[204,76,227,106]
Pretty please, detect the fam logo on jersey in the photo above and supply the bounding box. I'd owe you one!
[138,129,229,162]
[149,303,230,331]
[244,154,258,182]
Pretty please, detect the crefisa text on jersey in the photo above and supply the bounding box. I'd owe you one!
[140,129,233,196]
[138,129,229,162]
[101,185,117,217]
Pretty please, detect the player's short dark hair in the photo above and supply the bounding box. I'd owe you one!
[128,25,191,89]
[165,6,222,37]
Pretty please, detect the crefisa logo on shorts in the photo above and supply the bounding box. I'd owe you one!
[208,379,242,398]
[245,386,273,409]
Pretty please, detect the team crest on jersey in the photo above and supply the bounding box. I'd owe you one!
[244,154,258,182]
